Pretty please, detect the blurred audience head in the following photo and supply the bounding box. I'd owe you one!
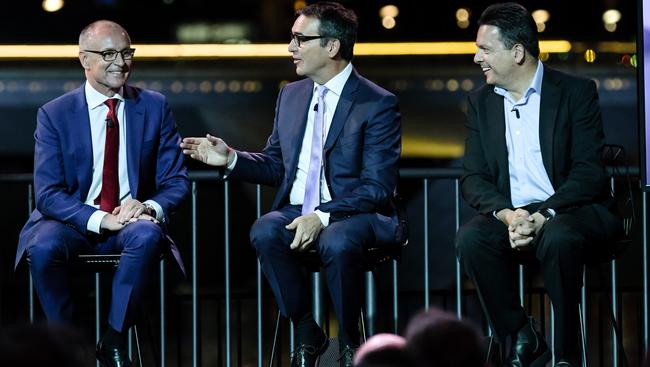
[354,333,407,366]
[405,308,486,367]
[0,323,91,367]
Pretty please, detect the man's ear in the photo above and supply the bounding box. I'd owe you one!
[327,39,341,58]
[512,43,526,64]
[79,52,90,70]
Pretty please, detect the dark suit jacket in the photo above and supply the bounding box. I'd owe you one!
[16,85,190,269]
[229,68,402,223]
[461,66,612,215]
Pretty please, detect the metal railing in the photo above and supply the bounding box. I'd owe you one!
[2,167,646,366]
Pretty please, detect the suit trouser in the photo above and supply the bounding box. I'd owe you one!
[455,203,622,363]
[250,205,397,343]
[26,219,164,332]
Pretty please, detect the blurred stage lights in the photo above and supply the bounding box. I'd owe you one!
[379,5,399,30]
[603,9,621,32]
[42,0,64,12]
[456,8,470,29]
[532,9,549,33]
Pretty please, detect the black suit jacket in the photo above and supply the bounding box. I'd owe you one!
[461,66,612,215]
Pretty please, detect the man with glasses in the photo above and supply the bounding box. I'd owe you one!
[16,20,189,367]
[181,2,402,366]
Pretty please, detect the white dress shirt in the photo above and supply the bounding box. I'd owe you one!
[227,63,353,226]
[84,81,163,233]
[494,60,555,209]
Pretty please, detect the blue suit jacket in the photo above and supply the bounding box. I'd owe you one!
[16,84,189,269]
[230,69,402,224]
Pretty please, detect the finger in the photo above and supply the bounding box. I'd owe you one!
[182,137,199,144]
[290,227,304,250]
[285,218,299,231]
[112,206,121,215]
[206,134,220,143]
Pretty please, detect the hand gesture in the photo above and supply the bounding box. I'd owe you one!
[180,134,235,167]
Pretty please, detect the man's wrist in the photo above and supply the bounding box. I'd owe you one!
[143,203,156,217]
[537,208,554,222]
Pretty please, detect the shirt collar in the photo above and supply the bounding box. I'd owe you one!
[313,62,353,97]
[494,59,544,102]
[85,81,124,110]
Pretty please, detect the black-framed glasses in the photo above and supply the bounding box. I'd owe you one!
[84,48,136,62]
[290,33,325,47]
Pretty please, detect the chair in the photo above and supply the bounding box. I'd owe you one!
[268,195,409,366]
[579,144,635,367]
[75,254,149,367]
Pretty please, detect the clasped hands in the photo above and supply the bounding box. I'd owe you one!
[100,198,158,232]
[498,208,546,251]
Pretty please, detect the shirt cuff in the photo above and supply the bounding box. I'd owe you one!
[315,210,330,227]
[492,210,500,220]
[87,210,109,234]
[144,199,165,222]
[223,153,238,179]
[547,208,556,217]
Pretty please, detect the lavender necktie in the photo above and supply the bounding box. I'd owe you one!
[302,85,328,215]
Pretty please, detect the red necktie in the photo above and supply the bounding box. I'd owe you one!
[98,98,120,212]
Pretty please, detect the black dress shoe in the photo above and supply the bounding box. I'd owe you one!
[290,337,329,367]
[96,338,132,367]
[508,317,551,367]
[338,345,357,367]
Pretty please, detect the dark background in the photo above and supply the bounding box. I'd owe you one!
[0,0,643,366]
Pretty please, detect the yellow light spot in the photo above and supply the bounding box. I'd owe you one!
[456,8,470,22]
[602,9,621,24]
[539,52,549,61]
[532,9,550,23]
[457,20,469,29]
[42,0,64,12]
[536,22,546,33]
[382,16,396,29]
[604,23,617,32]
[461,79,474,91]
[379,5,399,18]
[584,49,596,63]
[446,79,459,92]
[214,81,227,93]
[199,81,212,93]
[293,0,306,11]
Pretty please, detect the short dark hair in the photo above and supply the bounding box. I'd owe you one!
[478,2,539,58]
[297,1,357,61]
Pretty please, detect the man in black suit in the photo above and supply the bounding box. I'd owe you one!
[455,3,622,366]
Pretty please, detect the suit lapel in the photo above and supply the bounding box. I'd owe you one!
[71,87,93,201]
[539,69,560,181]
[124,86,145,198]
[324,70,359,151]
[485,89,508,181]
[283,81,313,178]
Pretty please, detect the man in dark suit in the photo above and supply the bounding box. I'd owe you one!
[455,3,622,367]
[15,20,189,367]
[181,2,402,366]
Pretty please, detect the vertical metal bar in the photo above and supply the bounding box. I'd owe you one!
[581,265,587,365]
[312,273,321,326]
[612,260,618,367]
[423,178,430,309]
[256,185,263,367]
[392,260,398,333]
[128,328,133,359]
[551,306,555,366]
[28,183,35,323]
[455,179,462,318]
[95,273,101,367]
[191,181,198,367]
[160,259,166,367]
[224,181,231,367]
[365,272,375,336]
[518,265,524,306]
[643,189,648,353]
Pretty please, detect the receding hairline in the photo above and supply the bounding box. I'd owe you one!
[79,20,130,48]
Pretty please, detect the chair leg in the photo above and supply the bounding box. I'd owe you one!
[269,309,282,367]
[578,304,588,367]
[131,325,143,367]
